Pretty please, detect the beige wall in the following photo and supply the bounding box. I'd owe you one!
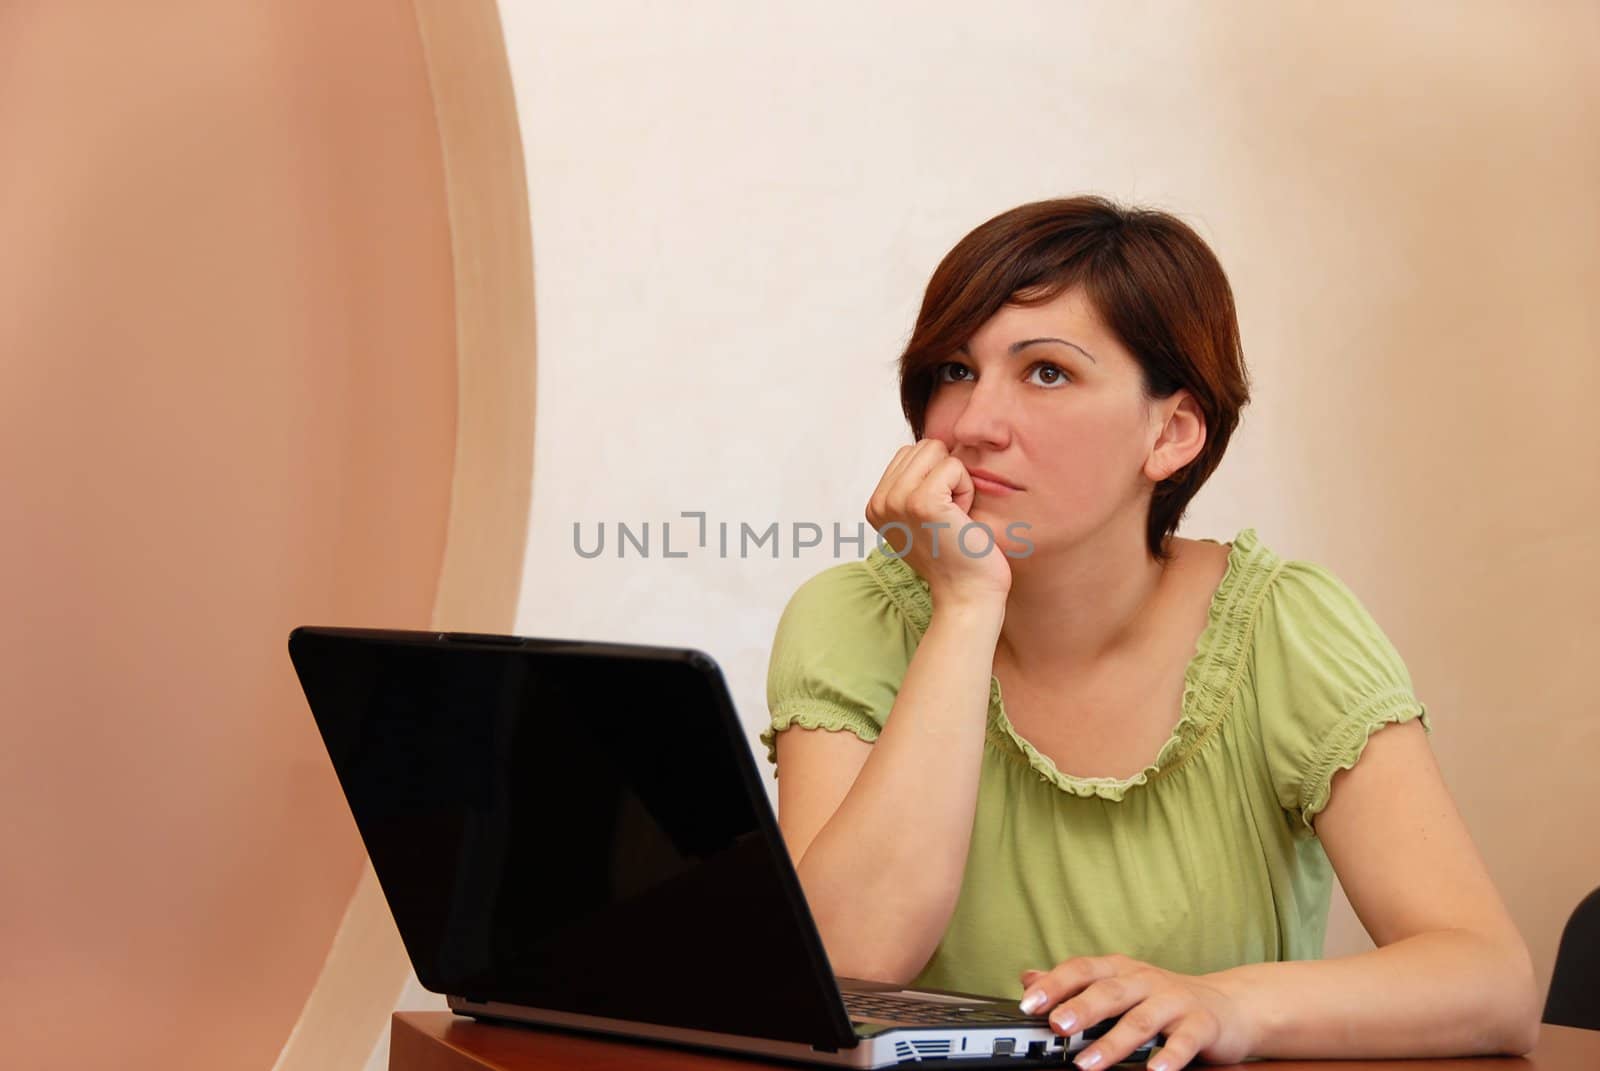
[1189,3,1600,972]
[0,3,457,1069]
[503,0,1598,1003]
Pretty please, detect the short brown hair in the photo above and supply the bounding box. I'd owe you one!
[898,196,1252,563]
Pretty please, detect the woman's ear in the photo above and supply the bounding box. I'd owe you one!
[1146,390,1206,481]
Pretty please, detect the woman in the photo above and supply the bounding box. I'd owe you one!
[760,197,1539,1070]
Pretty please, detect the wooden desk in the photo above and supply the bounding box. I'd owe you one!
[390,1012,1599,1071]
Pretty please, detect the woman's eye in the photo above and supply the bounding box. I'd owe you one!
[1028,363,1069,387]
[936,362,974,384]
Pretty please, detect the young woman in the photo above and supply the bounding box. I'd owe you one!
[761,197,1539,1070]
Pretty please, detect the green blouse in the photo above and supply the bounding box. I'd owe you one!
[760,528,1431,997]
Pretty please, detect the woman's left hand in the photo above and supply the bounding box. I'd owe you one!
[1017,955,1257,1071]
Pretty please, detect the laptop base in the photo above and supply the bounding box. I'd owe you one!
[451,995,1092,1068]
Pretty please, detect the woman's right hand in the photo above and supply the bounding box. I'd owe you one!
[865,438,1012,609]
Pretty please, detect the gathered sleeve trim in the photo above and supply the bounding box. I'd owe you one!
[1299,688,1433,832]
[760,700,882,768]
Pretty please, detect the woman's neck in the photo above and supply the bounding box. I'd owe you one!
[995,523,1175,684]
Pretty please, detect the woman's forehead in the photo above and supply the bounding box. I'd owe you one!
[964,289,1121,362]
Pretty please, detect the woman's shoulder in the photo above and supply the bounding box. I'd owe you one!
[1251,544,1408,658]
[776,546,932,638]
[1186,528,1419,699]
[762,552,926,770]
[1193,528,1396,644]
[766,553,925,699]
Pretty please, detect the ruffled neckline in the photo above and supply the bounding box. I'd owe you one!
[861,528,1280,799]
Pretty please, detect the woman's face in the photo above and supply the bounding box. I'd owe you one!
[921,286,1187,558]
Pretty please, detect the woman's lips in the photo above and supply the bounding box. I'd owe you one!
[968,469,1021,495]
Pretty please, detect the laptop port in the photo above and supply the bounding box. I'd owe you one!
[1026,1040,1048,1058]
[992,1038,1015,1056]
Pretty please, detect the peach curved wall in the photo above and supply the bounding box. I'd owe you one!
[0,4,457,1069]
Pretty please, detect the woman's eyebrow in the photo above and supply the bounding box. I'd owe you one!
[956,338,1098,364]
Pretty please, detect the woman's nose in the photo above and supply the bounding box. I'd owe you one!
[951,385,1011,449]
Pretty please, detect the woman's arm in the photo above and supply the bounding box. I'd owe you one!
[1016,720,1541,1070]
[778,438,1014,983]
[1210,717,1540,1058]
[780,595,1005,984]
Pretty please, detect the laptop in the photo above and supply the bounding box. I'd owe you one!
[287,626,1157,1068]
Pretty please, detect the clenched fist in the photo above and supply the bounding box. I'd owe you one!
[865,439,1013,609]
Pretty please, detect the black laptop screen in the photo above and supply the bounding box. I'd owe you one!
[288,629,855,1048]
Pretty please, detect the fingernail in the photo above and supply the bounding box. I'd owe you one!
[1149,1061,1169,1071]
[1019,990,1046,1014]
[1074,1050,1102,1070]
[1051,1009,1078,1032]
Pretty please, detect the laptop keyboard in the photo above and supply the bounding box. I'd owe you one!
[843,991,1040,1026]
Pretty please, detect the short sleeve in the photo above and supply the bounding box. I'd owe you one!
[760,561,916,777]
[1253,559,1433,834]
